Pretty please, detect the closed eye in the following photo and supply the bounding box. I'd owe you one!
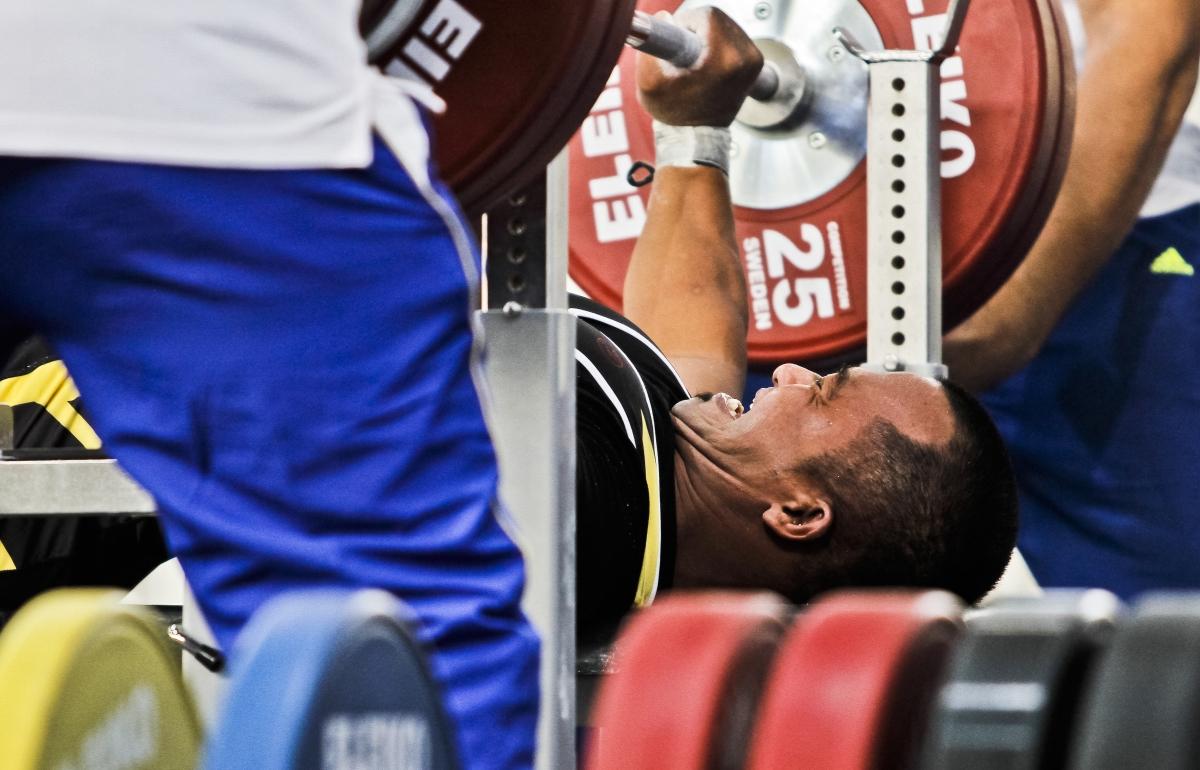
[825,364,854,401]
[811,364,854,405]
[808,376,826,405]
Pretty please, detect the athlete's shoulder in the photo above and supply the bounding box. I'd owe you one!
[569,295,689,399]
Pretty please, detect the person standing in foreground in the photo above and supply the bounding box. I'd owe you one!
[945,0,1200,598]
[0,3,537,767]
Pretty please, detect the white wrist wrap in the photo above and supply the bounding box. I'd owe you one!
[653,121,732,175]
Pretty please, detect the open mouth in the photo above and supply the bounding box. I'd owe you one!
[714,393,744,420]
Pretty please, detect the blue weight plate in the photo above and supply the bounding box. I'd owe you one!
[202,590,458,770]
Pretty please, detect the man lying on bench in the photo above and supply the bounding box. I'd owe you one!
[575,7,1018,647]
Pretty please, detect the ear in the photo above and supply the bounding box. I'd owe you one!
[761,497,833,543]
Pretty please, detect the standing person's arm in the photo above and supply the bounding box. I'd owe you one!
[622,8,763,398]
[944,0,1200,392]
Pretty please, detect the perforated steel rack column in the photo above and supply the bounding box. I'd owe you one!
[480,151,577,770]
[839,0,969,379]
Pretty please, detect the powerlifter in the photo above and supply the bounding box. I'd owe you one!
[0,3,538,768]
[576,8,1019,647]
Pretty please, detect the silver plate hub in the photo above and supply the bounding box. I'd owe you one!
[735,39,811,130]
[678,0,884,210]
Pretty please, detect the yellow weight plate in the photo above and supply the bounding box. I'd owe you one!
[0,589,201,770]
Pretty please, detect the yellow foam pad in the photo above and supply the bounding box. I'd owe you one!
[0,589,201,770]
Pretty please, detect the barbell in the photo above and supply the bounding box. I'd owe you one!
[628,11,786,105]
[365,0,1074,365]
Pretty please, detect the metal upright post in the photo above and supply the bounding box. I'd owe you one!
[479,151,578,770]
[839,0,970,378]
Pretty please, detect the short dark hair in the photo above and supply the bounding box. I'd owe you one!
[783,379,1018,605]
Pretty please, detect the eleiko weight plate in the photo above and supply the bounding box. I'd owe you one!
[202,589,459,770]
[569,0,1072,366]
[746,590,963,770]
[0,589,202,770]
[372,0,639,213]
[585,591,787,770]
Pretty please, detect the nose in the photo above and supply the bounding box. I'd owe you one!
[772,363,819,387]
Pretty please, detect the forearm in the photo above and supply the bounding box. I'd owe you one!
[946,1,1200,391]
[623,166,748,395]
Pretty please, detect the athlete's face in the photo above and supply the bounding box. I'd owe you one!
[668,363,957,590]
[671,364,955,497]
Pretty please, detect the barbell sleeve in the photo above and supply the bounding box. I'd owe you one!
[626,10,783,103]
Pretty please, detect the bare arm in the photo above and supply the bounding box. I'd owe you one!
[624,166,747,397]
[944,0,1200,392]
[622,8,762,397]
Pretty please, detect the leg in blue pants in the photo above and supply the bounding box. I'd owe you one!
[0,136,539,770]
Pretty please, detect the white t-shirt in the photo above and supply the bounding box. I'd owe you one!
[1063,0,1200,217]
[0,1,378,169]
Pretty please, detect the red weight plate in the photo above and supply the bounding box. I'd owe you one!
[949,0,1075,320]
[940,0,1072,324]
[359,0,390,42]
[585,592,787,770]
[745,591,963,770]
[376,0,638,213]
[568,0,1068,365]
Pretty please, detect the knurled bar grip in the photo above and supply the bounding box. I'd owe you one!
[627,10,782,103]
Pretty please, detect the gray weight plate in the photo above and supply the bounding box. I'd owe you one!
[921,590,1121,770]
[1068,593,1200,770]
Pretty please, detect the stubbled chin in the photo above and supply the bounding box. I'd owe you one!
[670,410,712,450]
[670,398,707,425]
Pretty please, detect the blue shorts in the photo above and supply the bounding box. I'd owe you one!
[0,135,539,769]
[983,203,1200,599]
